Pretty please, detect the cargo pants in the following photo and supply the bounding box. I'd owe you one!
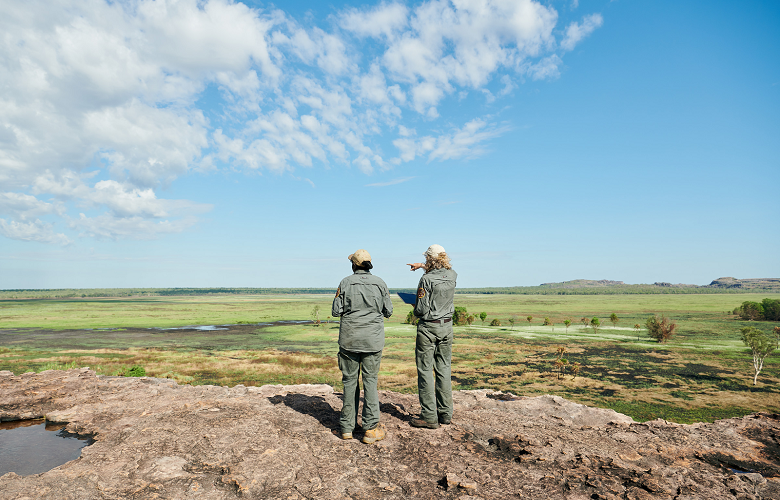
[415,321,453,423]
[338,349,382,433]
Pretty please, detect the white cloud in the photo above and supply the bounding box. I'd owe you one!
[561,14,603,51]
[70,213,199,240]
[428,119,508,161]
[341,3,410,39]
[0,0,602,245]
[0,219,71,245]
[0,192,59,220]
[365,176,416,187]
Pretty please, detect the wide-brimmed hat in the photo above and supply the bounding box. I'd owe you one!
[348,249,372,267]
[424,244,445,258]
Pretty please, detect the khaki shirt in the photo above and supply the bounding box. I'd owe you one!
[332,270,393,352]
[414,268,457,321]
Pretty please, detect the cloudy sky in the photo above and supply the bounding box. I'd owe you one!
[1,0,778,289]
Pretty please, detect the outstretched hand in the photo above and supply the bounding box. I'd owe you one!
[407,263,424,271]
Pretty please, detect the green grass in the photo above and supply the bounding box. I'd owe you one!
[1,293,778,424]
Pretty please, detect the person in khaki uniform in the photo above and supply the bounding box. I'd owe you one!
[407,244,457,429]
[332,249,393,443]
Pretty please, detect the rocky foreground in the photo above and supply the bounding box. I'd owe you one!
[1,369,779,500]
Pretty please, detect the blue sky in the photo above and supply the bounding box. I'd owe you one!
[1,0,778,289]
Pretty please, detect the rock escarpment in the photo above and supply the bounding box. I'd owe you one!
[1,369,778,499]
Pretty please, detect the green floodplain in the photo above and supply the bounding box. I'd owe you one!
[1,292,778,424]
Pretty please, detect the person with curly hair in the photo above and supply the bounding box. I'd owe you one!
[407,244,457,428]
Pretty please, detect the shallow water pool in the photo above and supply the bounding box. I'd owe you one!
[0,419,94,476]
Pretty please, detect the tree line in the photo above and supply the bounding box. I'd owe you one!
[733,298,780,321]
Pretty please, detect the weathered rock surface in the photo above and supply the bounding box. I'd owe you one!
[1,369,779,499]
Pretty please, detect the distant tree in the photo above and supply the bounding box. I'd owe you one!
[310,305,321,326]
[590,317,600,333]
[634,323,641,341]
[774,326,780,349]
[553,346,568,379]
[467,314,475,326]
[736,301,765,321]
[741,327,776,385]
[762,298,780,321]
[563,319,572,332]
[543,317,552,326]
[480,312,488,325]
[645,315,677,343]
[580,317,589,329]
[453,306,469,326]
[610,313,619,328]
[526,315,533,325]
[508,317,516,330]
[490,318,501,326]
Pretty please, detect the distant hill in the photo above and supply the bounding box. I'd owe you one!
[2,278,779,299]
[707,277,780,290]
[456,277,780,295]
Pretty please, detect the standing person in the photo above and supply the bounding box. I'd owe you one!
[332,249,393,443]
[407,244,457,429]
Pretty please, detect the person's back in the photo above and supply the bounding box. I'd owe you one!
[331,249,392,444]
[334,270,391,352]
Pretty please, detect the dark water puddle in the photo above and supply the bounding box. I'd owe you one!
[146,320,318,331]
[0,419,95,476]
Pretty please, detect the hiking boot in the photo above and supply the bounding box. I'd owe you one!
[439,416,452,425]
[362,423,386,444]
[410,418,440,429]
[341,432,353,440]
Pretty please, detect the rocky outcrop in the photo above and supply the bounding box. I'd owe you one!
[1,369,779,499]
[708,278,780,291]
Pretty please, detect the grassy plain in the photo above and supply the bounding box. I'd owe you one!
[1,293,778,424]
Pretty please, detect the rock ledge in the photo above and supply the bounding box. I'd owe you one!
[1,369,779,499]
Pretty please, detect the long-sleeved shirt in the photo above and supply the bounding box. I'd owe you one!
[332,270,393,352]
[414,268,457,321]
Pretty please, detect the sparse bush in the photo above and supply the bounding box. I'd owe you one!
[580,317,589,328]
[310,305,321,326]
[480,312,487,325]
[590,317,600,333]
[570,362,581,380]
[645,315,676,343]
[526,315,533,325]
[508,317,516,330]
[490,318,501,327]
[467,314,475,325]
[453,306,469,326]
[563,319,571,332]
[543,317,552,326]
[735,301,764,321]
[553,346,568,379]
[633,323,641,340]
[741,327,775,385]
[405,310,419,325]
[610,313,619,327]
[127,365,146,377]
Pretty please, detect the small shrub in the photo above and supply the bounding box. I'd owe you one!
[543,317,552,326]
[610,313,619,327]
[590,317,600,333]
[405,310,419,325]
[490,318,501,327]
[479,312,487,325]
[645,315,676,343]
[127,365,146,377]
